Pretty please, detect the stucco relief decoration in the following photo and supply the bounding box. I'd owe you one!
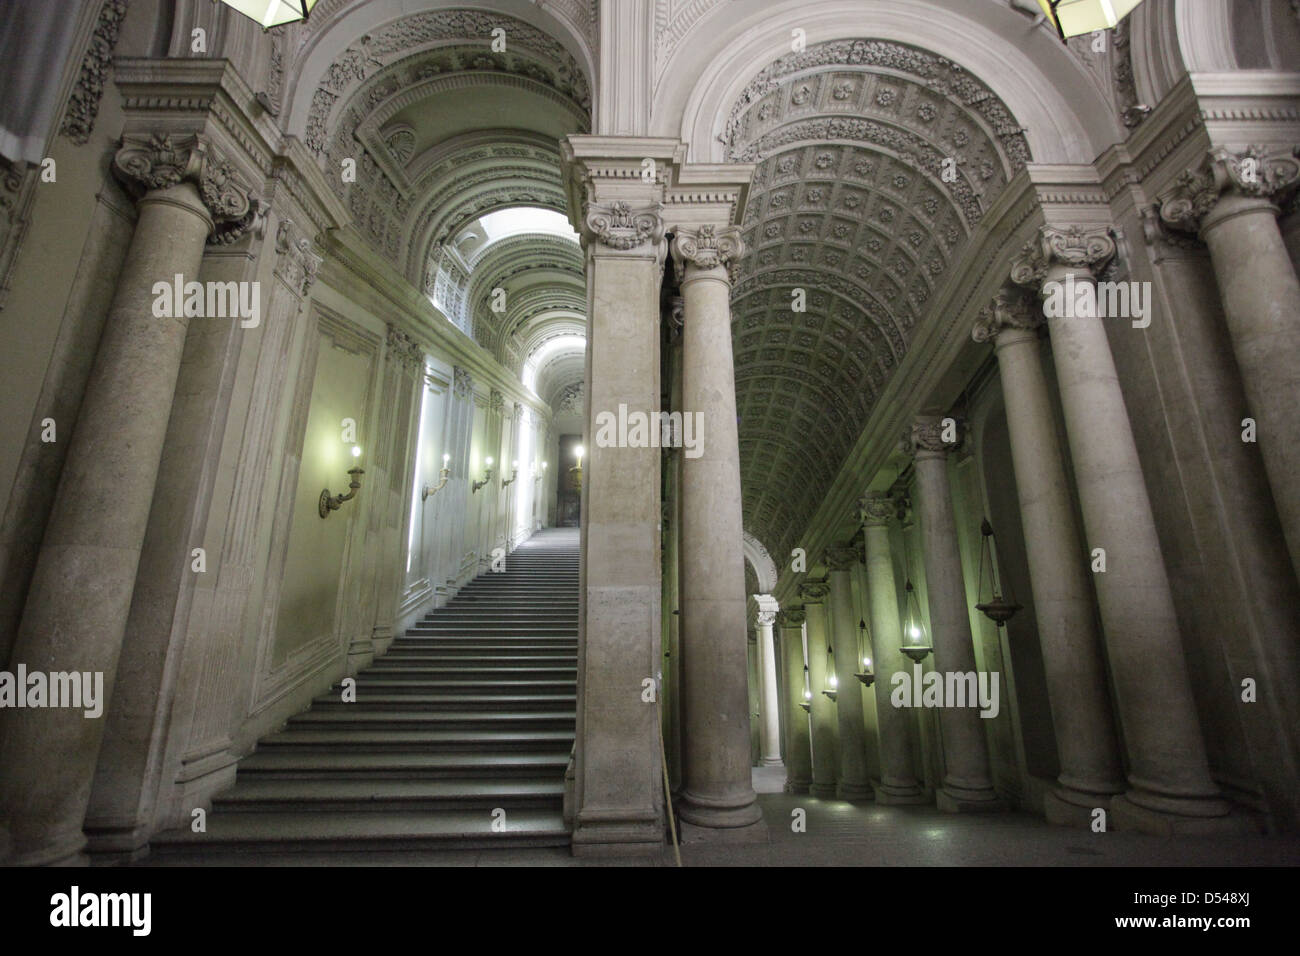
[274,219,323,297]
[1160,147,1300,236]
[453,366,473,399]
[904,418,965,457]
[557,382,584,415]
[583,201,664,251]
[1010,225,1116,289]
[113,133,204,193]
[59,0,129,146]
[489,389,505,415]
[859,493,895,526]
[672,224,745,276]
[386,324,424,371]
[972,287,1041,342]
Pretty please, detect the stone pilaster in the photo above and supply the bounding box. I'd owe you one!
[860,494,926,804]
[0,132,255,865]
[906,417,1002,811]
[1011,225,1233,833]
[1158,147,1300,577]
[972,288,1125,824]
[754,595,783,768]
[825,545,872,801]
[798,580,838,798]
[561,137,668,856]
[671,222,760,828]
[777,607,813,794]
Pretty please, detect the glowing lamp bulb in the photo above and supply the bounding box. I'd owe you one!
[351,445,361,458]
[542,461,548,470]
[829,674,838,689]
[442,453,450,465]
[909,626,921,640]
[485,457,494,467]
[512,460,518,469]
[803,689,812,700]
[863,657,872,668]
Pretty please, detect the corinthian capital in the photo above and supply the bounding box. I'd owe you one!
[1010,225,1116,289]
[797,580,830,604]
[903,416,965,458]
[859,492,895,527]
[778,607,806,627]
[1159,146,1300,234]
[581,200,665,254]
[972,287,1042,343]
[113,132,257,241]
[824,546,859,572]
[670,224,745,279]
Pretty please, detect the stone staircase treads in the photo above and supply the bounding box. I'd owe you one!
[150,527,580,857]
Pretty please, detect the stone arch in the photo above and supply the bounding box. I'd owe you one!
[743,530,780,594]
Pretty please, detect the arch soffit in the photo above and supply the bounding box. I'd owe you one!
[743,531,780,594]
[655,0,1118,163]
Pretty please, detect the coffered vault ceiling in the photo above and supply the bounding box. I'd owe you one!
[721,38,1030,565]
[282,5,591,409]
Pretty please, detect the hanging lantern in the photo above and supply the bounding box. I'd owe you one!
[975,517,1023,627]
[899,579,932,664]
[1036,0,1146,41]
[855,619,875,686]
[214,0,319,29]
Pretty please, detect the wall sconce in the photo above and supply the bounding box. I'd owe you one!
[855,619,875,685]
[899,579,933,664]
[822,672,838,702]
[534,460,547,482]
[320,445,364,518]
[570,445,584,492]
[422,453,450,502]
[799,688,812,714]
[502,460,519,488]
[472,457,495,493]
[975,517,1022,627]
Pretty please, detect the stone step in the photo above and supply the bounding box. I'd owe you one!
[287,710,576,731]
[312,694,576,712]
[212,778,564,813]
[257,729,573,753]
[237,751,570,779]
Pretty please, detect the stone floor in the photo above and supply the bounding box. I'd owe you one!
[137,767,1300,867]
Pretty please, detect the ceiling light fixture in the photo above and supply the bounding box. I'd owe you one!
[214,0,318,29]
[1036,0,1145,40]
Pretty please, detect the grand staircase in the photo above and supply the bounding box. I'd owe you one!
[151,528,579,856]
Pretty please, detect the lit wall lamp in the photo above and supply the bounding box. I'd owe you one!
[501,460,519,488]
[320,445,364,518]
[899,579,933,664]
[855,618,875,686]
[1034,0,1145,40]
[822,671,839,702]
[214,0,319,29]
[534,460,548,483]
[975,517,1022,627]
[422,453,451,502]
[570,444,584,492]
[472,457,495,494]
[799,666,812,713]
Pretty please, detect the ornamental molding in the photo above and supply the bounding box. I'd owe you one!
[60,0,129,146]
[972,287,1041,343]
[489,389,505,415]
[582,200,665,253]
[386,323,424,371]
[754,593,780,627]
[453,366,474,399]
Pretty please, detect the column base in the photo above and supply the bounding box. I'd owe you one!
[760,757,785,768]
[677,789,763,828]
[873,780,929,805]
[837,781,874,802]
[1,828,89,867]
[809,782,838,799]
[783,778,811,795]
[1110,793,1254,837]
[1043,788,1113,827]
[570,819,665,858]
[936,786,1006,814]
[678,818,769,845]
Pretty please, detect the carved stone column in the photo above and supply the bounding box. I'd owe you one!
[1011,225,1232,833]
[1159,147,1300,575]
[973,289,1125,824]
[672,223,760,828]
[754,595,783,768]
[826,546,872,801]
[777,607,813,794]
[561,137,667,856]
[860,494,926,804]
[798,580,838,798]
[907,417,1002,811]
[0,133,254,865]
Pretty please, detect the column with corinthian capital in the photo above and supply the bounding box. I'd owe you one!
[778,607,813,793]
[826,545,872,800]
[907,417,1003,811]
[1011,225,1233,833]
[1158,147,1300,575]
[860,493,926,803]
[672,222,760,828]
[754,595,783,767]
[799,580,838,798]
[972,289,1125,824]
[0,133,256,865]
